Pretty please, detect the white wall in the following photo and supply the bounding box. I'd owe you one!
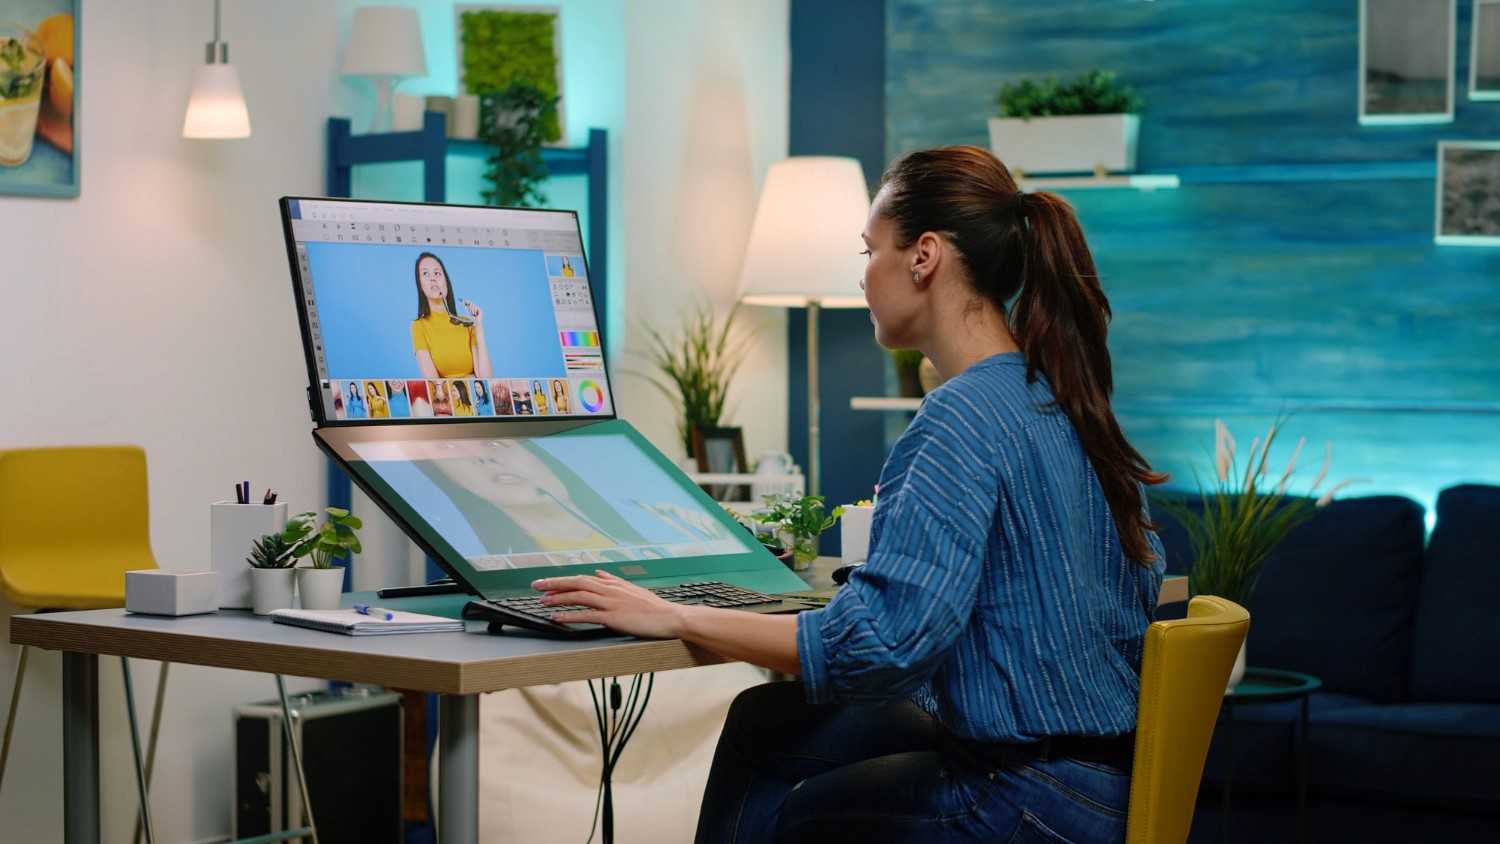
[0,1,790,840]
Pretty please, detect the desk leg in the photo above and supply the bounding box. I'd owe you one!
[438,693,479,844]
[62,651,100,844]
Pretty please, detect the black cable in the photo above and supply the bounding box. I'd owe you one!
[583,673,655,844]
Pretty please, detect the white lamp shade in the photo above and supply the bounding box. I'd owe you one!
[342,6,428,77]
[738,156,872,309]
[182,64,251,139]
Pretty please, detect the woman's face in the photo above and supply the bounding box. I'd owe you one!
[417,256,450,302]
[425,440,567,508]
[861,187,924,350]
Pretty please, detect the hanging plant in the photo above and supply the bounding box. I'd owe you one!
[478,80,557,207]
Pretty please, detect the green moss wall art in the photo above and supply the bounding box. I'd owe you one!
[458,6,563,143]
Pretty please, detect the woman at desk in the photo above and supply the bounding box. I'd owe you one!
[535,146,1167,843]
[411,252,493,379]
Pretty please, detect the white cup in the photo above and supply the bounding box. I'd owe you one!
[756,451,794,475]
[391,93,425,131]
[451,95,481,139]
[840,504,874,564]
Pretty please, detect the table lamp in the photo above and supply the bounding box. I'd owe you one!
[341,6,428,133]
[182,0,251,139]
[738,156,871,497]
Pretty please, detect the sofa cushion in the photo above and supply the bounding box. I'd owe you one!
[1200,690,1372,792]
[1411,484,1500,703]
[1307,702,1500,813]
[1244,496,1426,703]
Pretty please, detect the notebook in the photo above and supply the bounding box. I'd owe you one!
[269,608,465,636]
[277,197,810,613]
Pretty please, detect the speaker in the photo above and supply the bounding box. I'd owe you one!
[234,688,403,842]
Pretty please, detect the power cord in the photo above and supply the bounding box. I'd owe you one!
[585,673,654,844]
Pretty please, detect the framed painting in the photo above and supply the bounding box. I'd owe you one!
[0,0,77,197]
[692,425,750,502]
[1434,141,1500,246]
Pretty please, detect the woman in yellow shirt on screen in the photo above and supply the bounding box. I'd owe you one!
[364,381,390,418]
[411,252,493,379]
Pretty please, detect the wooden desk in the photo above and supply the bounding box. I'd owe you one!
[9,609,730,844]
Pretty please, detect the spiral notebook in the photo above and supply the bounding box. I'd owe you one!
[269,607,465,636]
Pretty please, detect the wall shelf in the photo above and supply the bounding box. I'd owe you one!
[1021,160,1439,192]
[326,112,609,296]
[850,396,922,411]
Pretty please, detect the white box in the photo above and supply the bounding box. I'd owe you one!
[211,501,289,609]
[126,569,218,616]
[840,504,874,564]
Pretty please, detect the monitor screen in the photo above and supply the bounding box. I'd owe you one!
[280,197,614,426]
[313,419,775,597]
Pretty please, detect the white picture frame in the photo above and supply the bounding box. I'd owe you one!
[1434,141,1500,245]
[1471,0,1500,100]
[1359,0,1456,125]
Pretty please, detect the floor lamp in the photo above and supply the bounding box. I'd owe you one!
[738,157,871,497]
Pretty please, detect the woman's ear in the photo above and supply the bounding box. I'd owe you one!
[912,231,945,279]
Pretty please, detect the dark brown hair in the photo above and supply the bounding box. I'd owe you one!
[877,145,1167,564]
[414,252,457,319]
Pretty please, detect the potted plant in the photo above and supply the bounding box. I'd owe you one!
[1152,419,1363,689]
[460,8,563,208]
[987,69,1144,176]
[478,79,558,207]
[639,300,755,461]
[280,507,364,611]
[748,492,845,571]
[245,532,297,615]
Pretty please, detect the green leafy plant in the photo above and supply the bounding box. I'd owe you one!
[1153,419,1363,603]
[890,348,925,398]
[749,493,845,568]
[997,69,1142,120]
[478,80,558,208]
[639,300,755,458]
[245,532,296,569]
[279,507,364,570]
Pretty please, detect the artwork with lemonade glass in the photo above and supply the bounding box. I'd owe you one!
[0,0,75,196]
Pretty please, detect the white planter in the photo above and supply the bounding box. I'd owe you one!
[250,568,297,616]
[296,567,346,611]
[1226,639,1247,694]
[987,113,1140,175]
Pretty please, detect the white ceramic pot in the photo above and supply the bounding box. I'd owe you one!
[296,567,346,611]
[249,567,297,616]
[987,113,1140,175]
[1226,640,1247,693]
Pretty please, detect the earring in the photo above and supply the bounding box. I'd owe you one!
[912,272,921,282]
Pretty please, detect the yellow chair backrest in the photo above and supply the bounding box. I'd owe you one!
[0,446,159,609]
[1126,595,1250,844]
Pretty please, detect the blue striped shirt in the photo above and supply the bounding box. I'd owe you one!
[797,352,1164,742]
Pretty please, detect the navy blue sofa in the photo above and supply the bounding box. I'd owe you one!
[1153,484,1500,843]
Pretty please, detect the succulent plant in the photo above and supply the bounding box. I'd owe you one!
[246,532,296,569]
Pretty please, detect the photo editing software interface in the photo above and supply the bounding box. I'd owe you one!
[347,431,754,571]
[284,198,614,425]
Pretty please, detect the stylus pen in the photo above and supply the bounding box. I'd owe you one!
[352,604,395,620]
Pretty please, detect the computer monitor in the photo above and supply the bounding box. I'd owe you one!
[280,197,612,427]
[278,197,808,600]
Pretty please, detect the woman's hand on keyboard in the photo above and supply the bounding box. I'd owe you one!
[532,571,687,640]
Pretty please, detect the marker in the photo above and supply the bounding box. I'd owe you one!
[352,604,395,620]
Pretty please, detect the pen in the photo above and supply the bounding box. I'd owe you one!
[263,488,277,505]
[352,603,395,620]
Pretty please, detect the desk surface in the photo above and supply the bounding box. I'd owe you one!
[9,610,731,695]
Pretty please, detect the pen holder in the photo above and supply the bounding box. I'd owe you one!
[211,501,289,609]
[839,504,874,565]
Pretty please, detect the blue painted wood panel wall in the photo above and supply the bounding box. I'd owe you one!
[878,0,1500,517]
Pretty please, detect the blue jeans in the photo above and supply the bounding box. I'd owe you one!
[694,682,1129,843]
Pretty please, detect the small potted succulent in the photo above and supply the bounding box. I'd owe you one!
[280,507,363,610]
[748,493,845,571]
[246,532,297,615]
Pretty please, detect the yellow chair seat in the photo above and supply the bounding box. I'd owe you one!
[0,446,158,610]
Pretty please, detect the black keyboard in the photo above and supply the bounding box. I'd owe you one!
[463,581,798,639]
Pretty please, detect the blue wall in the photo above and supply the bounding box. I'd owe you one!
[794,0,1500,523]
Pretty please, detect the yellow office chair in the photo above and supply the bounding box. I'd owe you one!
[0,445,166,841]
[1126,595,1251,844]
